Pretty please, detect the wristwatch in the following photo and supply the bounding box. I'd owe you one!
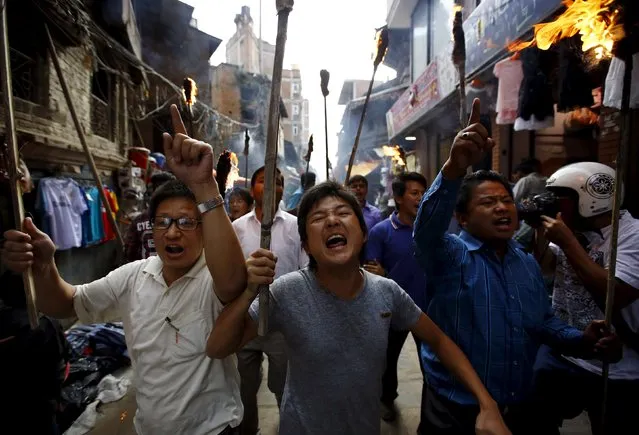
[197,194,225,215]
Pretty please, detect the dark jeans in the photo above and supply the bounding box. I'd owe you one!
[381,328,424,404]
[418,385,542,435]
[533,344,639,435]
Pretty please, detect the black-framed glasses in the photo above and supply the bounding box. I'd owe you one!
[152,216,201,231]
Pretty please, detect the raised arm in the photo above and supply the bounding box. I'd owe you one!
[414,99,495,264]
[1,218,76,318]
[164,105,247,303]
[207,248,276,358]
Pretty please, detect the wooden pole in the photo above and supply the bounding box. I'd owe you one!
[244,129,250,187]
[344,66,377,184]
[601,46,633,428]
[45,25,124,250]
[0,0,38,328]
[345,28,388,184]
[258,0,293,336]
[320,70,330,180]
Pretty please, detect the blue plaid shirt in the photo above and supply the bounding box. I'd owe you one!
[413,172,584,406]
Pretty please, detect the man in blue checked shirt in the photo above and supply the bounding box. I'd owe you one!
[413,99,621,435]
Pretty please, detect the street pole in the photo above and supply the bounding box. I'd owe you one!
[0,0,38,329]
[45,24,125,251]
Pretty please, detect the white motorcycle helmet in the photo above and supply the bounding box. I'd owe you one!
[546,162,622,218]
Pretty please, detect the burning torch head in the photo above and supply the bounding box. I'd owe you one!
[452,5,466,66]
[320,70,330,97]
[373,27,389,67]
[215,150,233,196]
[182,77,197,106]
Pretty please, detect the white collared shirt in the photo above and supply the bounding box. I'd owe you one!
[232,208,308,279]
[73,255,242,435]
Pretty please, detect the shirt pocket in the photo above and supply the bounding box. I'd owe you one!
[167,310,209,361]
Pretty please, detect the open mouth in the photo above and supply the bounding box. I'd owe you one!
[165,245,185,255]
[493,217,512,229]
[325,234,347,249]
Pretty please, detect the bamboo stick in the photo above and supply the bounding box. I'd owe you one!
[0,0,38,329]
[320,70,330,180]
[601,46,633,428]
[258,0,293,336]
[345,28,388,184]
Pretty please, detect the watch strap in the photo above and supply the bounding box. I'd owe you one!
[197,195,225,214]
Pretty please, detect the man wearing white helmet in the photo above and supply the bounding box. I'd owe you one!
[533,161,639,435]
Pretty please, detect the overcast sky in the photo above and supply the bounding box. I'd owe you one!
[181,0,397,180]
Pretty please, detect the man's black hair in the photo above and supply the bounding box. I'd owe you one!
[297,181,367,269]
[228,187,254,208]
[392,172,428,198]
[347,174,368,187]
[149,179,196,220]
[150,171,176,191]
[301,172,316,190]
[455,170,513,214]
[514,158,541,176]
[250,166,283,188]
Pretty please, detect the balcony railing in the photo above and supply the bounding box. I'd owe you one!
[9,48,39,103]
[91,95,112,139]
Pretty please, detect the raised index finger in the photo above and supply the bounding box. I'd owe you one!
[467,98,481,127]
[170,104,188,136]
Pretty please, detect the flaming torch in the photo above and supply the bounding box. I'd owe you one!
[345,26,389,184]
[244,129,250,187]
[258,0,294,336]
[305,134,314,175]
[320,69,331,180]
[509,0,630,425]
[0,1,38,328]
[182,77,198,137]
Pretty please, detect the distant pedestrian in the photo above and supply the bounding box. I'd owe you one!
[286,172,316,213]
[347,175,382,231]
[228,187,253,221]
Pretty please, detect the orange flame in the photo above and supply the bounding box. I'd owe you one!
[509,0,624,60]
[226,152,240,190]
[182,77,198,106]
[382,145,406,167]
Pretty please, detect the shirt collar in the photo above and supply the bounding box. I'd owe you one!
[458,230,522,253]
[142,253,207,281]
[390,212,412,230]
[247,208,285,223]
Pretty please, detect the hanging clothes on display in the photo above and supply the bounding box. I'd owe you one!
[557,37,594,112]
[81,186,104,247]
[493,56,523,124]
[603,53,639,110]
[101,188,119,242]
[515,47,555,131]
[36,178,88,251]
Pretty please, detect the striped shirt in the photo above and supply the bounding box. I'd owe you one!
[413,172,583,405]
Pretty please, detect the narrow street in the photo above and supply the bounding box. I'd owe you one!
[90,340,592,435]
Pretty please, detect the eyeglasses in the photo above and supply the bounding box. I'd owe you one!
[152,216,201,231]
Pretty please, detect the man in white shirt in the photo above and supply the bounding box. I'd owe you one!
[0,105,248,435]
[232,166,308,435]
[532,162,638,435]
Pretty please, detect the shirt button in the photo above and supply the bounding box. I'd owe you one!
[510,295,515,300]
[513,327,519,333]
[513,361,519,366]
[511,392,516,397]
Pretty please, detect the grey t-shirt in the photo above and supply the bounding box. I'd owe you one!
[248,268,422,434]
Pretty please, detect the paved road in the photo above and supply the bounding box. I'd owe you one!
[89,339,591,434]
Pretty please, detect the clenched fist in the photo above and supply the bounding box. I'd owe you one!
[1,218,55,274]
[246,249,278,296]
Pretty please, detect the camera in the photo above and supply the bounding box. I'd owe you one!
[517,191,559,226]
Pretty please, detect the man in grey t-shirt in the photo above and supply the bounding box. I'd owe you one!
[206,181,509,435]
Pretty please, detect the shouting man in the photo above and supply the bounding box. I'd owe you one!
[206,181,511,434]
[413,99,620,435]
[1,105,247,435]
